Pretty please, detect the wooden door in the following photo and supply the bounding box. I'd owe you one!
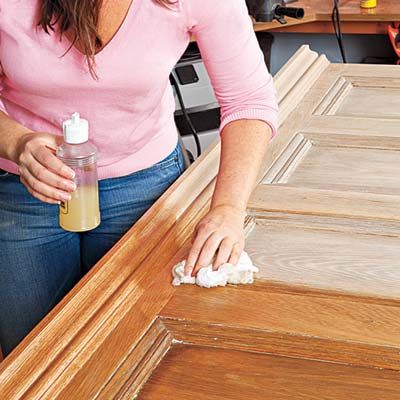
[1,46,400,399]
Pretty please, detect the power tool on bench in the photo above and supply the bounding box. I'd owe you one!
[246,0,305,24]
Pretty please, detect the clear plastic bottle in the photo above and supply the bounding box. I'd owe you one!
[56,112,101,232]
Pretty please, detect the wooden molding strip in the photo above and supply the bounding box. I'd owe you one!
[262,134,312,184]
[306,115,400,138]
[313,76,353,116]
[274,46,330,124]
[274,45,318,103]
[98,319,173,400]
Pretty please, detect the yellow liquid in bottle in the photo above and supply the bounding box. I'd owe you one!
[59,184,100,232]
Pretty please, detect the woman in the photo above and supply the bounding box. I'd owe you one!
[0,0,277,357]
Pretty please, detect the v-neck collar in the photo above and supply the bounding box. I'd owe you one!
[64,0,138,59]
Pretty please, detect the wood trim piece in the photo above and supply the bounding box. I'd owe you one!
[256,46,333,183]
[274,46,329,124]
[274,45,318,103]
[305,115,400,138]
[302,132,400,150]
[162,318,400,372]
[97,319,172,400]
[313,76,353,116]
[249,213,400,242]
[262,134,312,184]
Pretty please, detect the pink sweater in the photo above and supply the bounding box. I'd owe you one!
[0,0,278,179]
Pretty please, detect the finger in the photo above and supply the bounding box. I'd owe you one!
[45,144,57,154]
[193,232,224,276]
[213,238,235,270]
[26,153,76,193]
[228,242,244,265]
[33,145,75,179]
[20,166,72,203]
[184,228,213,276]
[20,176,60,205]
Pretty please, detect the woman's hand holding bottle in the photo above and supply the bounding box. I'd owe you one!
[11,132,76,204]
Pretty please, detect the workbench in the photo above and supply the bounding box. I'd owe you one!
[1,45,400,399]
[253,0,400,35]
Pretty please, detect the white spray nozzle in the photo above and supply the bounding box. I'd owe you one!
[63,112,89,144]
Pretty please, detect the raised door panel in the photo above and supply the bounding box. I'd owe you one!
[263,133,400,195]
[314,75,400,119]
[245,217,400,298]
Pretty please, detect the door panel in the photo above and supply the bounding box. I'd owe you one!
[263,133,400,195]
[281,142,400,194]
[337,87,400,119]
[245,218,400,298]
[314,74,400,118]
[139,345,400,400]
[2,46,400,400]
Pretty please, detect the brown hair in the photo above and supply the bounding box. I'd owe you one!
[38,0,172,78]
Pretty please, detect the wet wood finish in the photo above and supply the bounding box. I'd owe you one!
[161,286,400,348]
[2,46,400,399]
[139,345,400,400]
[162,318,400,371]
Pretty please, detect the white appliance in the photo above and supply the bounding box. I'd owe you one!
[171,45,220,160]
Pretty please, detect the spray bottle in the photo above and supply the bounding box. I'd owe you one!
[56,112,101,232]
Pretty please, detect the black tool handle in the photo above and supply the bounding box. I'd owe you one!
[275,6,305,20]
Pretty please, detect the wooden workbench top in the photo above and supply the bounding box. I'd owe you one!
[253,0,400,34]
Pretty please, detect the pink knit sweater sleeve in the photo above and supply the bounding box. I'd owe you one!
[183,0,278,137]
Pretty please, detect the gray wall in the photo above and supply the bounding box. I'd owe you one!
[269,33,395,75]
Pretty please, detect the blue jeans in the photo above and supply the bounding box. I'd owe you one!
[0,144,184,357]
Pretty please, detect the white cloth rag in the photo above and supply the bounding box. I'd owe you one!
[171,251,259,288]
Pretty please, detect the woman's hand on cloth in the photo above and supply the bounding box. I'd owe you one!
[12,132,76,204]
[183,119,273,278]
[184,204,246,277]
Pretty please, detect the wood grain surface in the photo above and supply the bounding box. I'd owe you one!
[161,287,400,348]
[245,220,400,298]
[162,318,400,371]
[138,345,400,400]
[282,145,400,195]
[2,46,400,399]
[249,185,400,222]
